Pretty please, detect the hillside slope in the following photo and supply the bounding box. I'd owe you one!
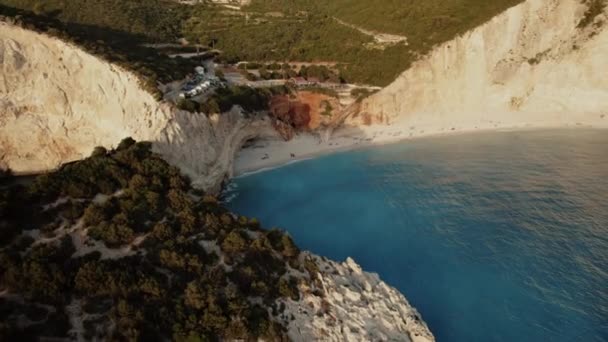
[0,22,275,192]
[0,141,433,341]
[360,0,608,132]
[1,0,526,86]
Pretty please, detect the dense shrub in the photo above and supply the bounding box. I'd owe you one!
[0,138,318,340]
[1,0,525,87]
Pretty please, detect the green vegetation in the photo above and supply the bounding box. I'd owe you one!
[351,88,379,102]
[0,0,190,41]
[304,1,523,38]
[0,4,197,98]
[179,85,290,114]
[321,100,334,117]
[0,138,317,340]
[244,0,524,84]
[305,87,339,98]
[0,0,526,88]
[211,86,289,112]
[182,6,404,85]
[298,65,342,83]
[237,63,339,82]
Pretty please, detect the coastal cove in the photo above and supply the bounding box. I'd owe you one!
[226,129,608,342]
[0,0,607,339]
[233,123,608,177]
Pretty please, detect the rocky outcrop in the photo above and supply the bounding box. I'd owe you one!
[269,95,311,132]
[0,22,276,192]
[269,92,340,133]
[361,0,608,131]
[278,255,434,342]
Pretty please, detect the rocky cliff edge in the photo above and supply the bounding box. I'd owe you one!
[360,0,608,132]
[0,22,277,192]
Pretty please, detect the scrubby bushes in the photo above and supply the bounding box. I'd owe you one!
[177,85,291,114]
[1,0,528,89]
[0,138,318,340]
[351,87,379,102]
[299,65,342,83]
[213,86,282,112]
[193,85,290,114]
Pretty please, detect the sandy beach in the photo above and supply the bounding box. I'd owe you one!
[234,116,608,177]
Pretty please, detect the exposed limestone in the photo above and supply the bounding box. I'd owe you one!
[361,0,608,131]
[0,22,276,192]
[277,255,434,342]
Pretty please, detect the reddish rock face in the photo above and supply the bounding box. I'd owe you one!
[270,96,291,121]
[269,95,311,133]
[291,103,311,128]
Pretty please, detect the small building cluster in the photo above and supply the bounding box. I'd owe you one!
[179,66,223,99]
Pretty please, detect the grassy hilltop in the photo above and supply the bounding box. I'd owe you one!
[0,0,524,86]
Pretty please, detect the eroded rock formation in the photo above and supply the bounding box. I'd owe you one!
[360,0,608,131]
[0,22,276,192]
[280,255,434,342]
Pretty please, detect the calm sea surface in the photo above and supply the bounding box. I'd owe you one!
[226,129,608,341]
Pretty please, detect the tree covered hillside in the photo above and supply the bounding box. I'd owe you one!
[253,0,524,37]
[246,0,524,73]
[319,0,523,47]
[0,0,525,86]
[0,0,185,40]
[0,138,318,340]
[0,4,198,98]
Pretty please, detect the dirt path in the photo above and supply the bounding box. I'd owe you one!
[333,17,407,45]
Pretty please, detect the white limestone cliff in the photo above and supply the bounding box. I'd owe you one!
[277,255,434,342]
[360,0,608,133]
[0,22,277,192]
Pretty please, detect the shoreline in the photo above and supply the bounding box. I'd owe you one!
[234,121,608,177]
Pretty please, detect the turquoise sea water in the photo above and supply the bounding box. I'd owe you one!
[226,130,608,341]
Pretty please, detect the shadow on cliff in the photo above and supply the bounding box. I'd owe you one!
[149,106,371,193]
[0,4,198,84]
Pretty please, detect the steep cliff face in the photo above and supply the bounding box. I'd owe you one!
[280,255,434,342]
[361,0,608,131]
[0,22,275,191]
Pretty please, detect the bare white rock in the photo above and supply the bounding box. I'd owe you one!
[360,0,608,131]
[0,22,276,193]
[276,255,434,342]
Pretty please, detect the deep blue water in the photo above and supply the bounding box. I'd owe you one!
[226,129,608,342]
